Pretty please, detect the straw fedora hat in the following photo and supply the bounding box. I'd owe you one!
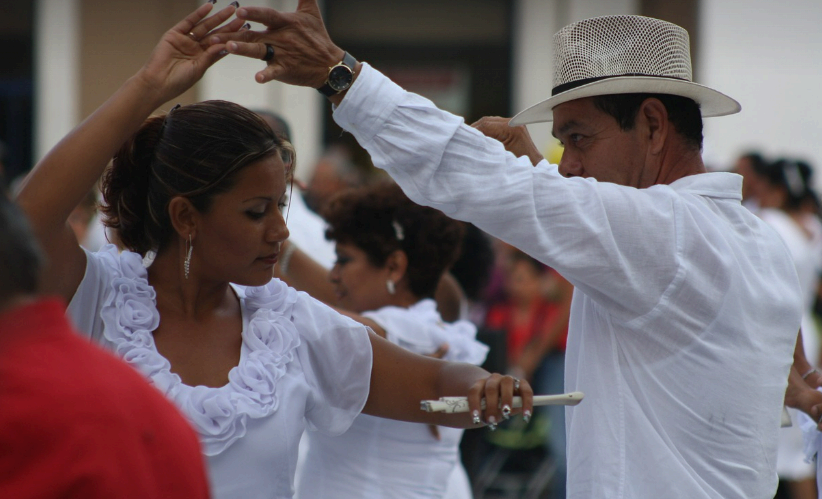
[509,15,741,126]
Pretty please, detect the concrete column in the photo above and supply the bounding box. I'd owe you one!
[34,0,80,162]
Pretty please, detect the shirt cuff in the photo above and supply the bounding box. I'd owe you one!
[333,63,407,144]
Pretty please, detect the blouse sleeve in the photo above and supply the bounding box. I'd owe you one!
[363,303,489,365]
[66,245,119,342]
[291,292,373,435]
[363,306,438,355]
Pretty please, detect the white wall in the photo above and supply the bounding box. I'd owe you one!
[698,0,822,183]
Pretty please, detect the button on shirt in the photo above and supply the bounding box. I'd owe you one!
[333,63,803,499]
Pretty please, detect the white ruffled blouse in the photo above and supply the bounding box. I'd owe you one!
[67,245,373,499]
[297,300,487,499]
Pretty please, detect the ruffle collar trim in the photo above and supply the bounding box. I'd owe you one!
[96,244,301,456]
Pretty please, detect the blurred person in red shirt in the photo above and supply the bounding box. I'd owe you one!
[0,191,209,499]
[484,248,572,499]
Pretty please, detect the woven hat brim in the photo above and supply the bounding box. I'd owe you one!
[509,76,741,126]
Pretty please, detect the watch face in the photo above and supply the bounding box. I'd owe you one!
[328,65,354,92]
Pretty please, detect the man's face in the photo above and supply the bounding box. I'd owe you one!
[552,97,650,188]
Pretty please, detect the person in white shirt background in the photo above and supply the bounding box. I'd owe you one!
[754,158,822,499]
[277,180,488,498]
[221,4,805,497]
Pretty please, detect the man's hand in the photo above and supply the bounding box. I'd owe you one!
[471,117,544,166]
[212,0,347,90]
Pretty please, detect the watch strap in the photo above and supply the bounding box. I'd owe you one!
[317,52,358,97]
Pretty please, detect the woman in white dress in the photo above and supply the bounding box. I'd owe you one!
[757,158,822,499]
[13,5,531,499]
[279,181,489,498]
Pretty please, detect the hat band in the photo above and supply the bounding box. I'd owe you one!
[551,73,689,96]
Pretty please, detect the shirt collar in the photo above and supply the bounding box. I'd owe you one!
[667,172,743,201]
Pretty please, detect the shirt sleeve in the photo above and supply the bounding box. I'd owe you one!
[291,292,373,435]
[333,64,684,324]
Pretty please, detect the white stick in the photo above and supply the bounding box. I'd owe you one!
[420,392,584,413]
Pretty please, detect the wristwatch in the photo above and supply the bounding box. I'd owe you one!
[317,52,358,97]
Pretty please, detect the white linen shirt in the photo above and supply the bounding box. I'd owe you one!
[333,64,804,499]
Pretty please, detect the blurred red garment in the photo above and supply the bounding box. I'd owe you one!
[0,298,210,499]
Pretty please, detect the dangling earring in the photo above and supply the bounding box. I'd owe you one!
[386,279,396,295]
[184,234,193,280]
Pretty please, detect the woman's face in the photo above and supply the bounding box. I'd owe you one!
[329,242,392,313]
[193,154,290,286]
[505,259,543,304]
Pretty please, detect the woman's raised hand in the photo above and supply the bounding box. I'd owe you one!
[135,2,245,105]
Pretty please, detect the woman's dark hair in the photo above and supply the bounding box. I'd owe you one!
[323,181,465,298]
[0,192,42,303]
[762,158,814,211]
[450,223,495,302]
[101,100,294,255]
[593,93,703,150]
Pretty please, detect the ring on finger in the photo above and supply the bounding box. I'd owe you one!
[188,31,197,39]
[512,377,521,392]
[262,44,275,62]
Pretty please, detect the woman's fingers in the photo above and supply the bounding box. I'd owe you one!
[466,374,534,429]
[173,2,216,37]
[517,377,534,423]
[189,3,238,40]
[204,17,246,45]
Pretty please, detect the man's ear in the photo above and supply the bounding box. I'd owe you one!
[168,196,198,240]
[639,97,669,155]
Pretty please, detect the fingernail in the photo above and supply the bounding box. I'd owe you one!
[488,415,496,425]
[229,1,239,7]
[237,7,247,18]
[472,410,481,425]
[228,41,237,50]
[502,405,511,419]
[242,22,250,30]
[489,422,498,431]
[523,410,532,423]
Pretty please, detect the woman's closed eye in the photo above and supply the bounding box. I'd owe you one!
[246,209,266,220]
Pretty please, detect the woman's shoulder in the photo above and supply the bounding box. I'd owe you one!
[240,278,369,342]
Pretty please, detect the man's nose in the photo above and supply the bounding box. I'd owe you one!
[558,151,582,178]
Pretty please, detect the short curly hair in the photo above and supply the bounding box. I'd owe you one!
[322,181,465,298]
